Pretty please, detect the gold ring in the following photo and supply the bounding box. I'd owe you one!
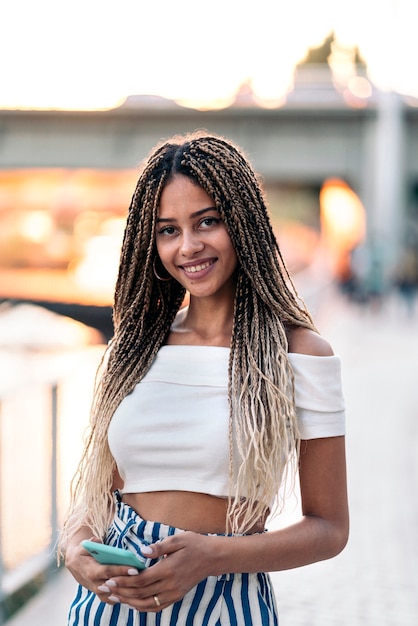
[153,595,161,607]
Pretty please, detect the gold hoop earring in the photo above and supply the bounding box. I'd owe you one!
[153,257,172,282]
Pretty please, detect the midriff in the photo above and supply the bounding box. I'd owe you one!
[122,491,266,535]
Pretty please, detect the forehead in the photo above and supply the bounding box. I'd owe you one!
[158,175,216,216]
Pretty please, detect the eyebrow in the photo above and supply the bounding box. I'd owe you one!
[156,207,218,223]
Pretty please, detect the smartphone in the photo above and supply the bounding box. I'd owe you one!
[81,540,147,569]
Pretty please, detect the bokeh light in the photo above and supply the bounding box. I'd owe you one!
[320,178,367,279]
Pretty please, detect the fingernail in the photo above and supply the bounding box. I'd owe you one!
[108,595,120,603]
[141,545,153,555]
[105,579,117,587]
[98,585,110,593]
[127,568,139,575]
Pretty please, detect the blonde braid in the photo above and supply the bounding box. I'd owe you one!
[59,150,185,551]
[59,131,316,553]
[170,133,314,532]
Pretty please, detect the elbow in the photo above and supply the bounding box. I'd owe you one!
[307,514,349,561]
[331,528,349,558]
[326,520,349,559]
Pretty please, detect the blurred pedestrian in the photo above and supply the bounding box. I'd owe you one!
[394,246,418,317]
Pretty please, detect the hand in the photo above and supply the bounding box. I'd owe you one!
[65,537,142,605]
[97,531,219,612]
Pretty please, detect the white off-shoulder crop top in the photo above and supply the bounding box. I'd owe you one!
[108,345,345,497]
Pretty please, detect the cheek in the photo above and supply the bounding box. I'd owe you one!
[223,239,238,268]
[156,239,170,262]
[229,254,239,274]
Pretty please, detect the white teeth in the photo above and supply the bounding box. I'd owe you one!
[183,261,211,273]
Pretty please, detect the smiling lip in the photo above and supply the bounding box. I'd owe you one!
[180,259,215,274]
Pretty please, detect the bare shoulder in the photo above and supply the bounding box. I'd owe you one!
[287,326,334,357]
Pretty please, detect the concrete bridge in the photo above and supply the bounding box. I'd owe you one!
[1,68,417,266]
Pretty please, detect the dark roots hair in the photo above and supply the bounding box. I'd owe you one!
[60,130,316,550]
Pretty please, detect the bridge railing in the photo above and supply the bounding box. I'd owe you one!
[0,346,102,624]
[0,380,58,623]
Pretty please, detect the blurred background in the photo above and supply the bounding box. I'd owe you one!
[0,1,417,624]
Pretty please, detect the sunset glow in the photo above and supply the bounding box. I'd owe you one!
[1,0,417,111]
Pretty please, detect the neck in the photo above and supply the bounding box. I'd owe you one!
[169,297,234,347]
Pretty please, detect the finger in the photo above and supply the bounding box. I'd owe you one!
[141,534,184,560]
[90,564,141,582]
[128,593,168,613]
[149,594,163,612]
[95,586,121,606]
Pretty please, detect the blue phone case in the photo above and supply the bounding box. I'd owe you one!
[81,540,146,569]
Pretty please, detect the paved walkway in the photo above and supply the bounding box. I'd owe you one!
[7,287,418,625]
[270,288,418,625]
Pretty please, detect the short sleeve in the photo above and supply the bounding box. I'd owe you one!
[287,353,346,439]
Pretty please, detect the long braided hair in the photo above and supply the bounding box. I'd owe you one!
[60,131,316,549]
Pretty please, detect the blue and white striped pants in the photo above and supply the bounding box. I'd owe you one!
[67,493,279,625]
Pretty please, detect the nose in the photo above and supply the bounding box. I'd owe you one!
[179,229,204,257]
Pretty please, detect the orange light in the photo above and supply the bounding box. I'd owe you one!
[18,210,54,243]
[320,178,366,277]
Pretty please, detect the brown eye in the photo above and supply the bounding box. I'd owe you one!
[200,217,220,228]
[158,226,177,236]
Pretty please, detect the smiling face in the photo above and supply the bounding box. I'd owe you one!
[156,175,238,301]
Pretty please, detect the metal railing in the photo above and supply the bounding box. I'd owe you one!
[0,382,60,624]
[0,341,103,624]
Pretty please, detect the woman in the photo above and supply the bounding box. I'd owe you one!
[61,131,348,625]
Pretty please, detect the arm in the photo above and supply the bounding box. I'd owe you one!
[208,434,348,574]
[218,329,349,568]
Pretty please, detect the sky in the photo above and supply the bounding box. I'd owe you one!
[1,0,417,110]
